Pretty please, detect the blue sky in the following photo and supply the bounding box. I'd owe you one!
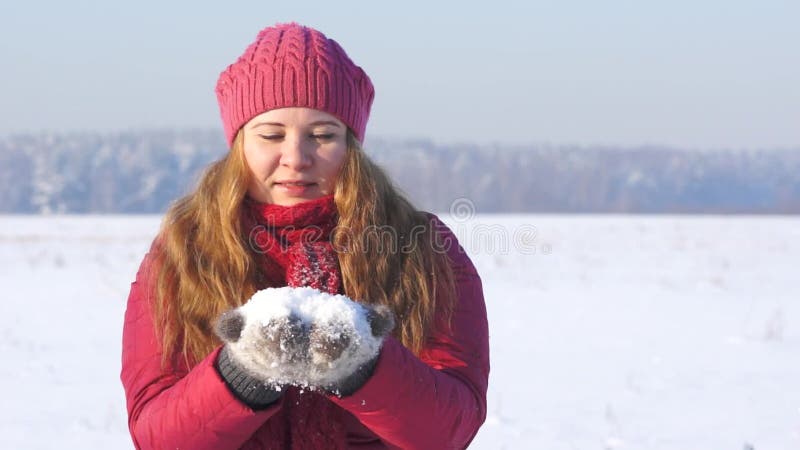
[1,0,798,148]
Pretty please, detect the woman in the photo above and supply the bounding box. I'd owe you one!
[121,22,489,450]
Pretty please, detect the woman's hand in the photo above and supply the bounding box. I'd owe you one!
[214,287,395,397]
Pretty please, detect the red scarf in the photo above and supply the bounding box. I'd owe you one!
[241,195,347,450]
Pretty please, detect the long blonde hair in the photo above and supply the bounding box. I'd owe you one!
[151,130,455,367]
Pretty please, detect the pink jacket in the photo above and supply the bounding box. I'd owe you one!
[120,215,490,449]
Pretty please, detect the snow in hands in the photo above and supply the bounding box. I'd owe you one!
[215,286,395,395]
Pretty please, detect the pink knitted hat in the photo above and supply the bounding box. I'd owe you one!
[215,22,375,147]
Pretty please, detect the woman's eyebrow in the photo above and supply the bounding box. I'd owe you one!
[250,121,283,128]
[309,120,342,128]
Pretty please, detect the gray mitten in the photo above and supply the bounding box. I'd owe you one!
[215,345,282,409]
[214,286,395,396]
[306,300,395,396]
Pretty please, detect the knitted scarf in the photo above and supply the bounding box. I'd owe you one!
[241,194,347,450]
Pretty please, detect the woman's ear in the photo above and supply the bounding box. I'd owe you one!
[366,304,396,338]
[215,309,245,343]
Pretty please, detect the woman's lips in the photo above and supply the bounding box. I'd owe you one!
[274,181,316,194]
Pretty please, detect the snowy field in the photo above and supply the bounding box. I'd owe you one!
[1,214,798,449]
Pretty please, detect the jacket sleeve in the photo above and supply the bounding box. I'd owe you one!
[120,247,280,450]
[331,214,491,449]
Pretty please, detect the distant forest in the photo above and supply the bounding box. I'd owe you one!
[1,129,798,214]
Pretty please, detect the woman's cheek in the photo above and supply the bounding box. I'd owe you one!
[248,151,279,180]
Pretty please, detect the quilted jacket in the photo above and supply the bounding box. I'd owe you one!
[120,214,490,449]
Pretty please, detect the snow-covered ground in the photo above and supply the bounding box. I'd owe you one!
[1,214,798,449]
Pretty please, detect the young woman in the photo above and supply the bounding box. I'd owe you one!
[120,22,489,450]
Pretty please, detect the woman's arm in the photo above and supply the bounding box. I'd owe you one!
[331,215,491,449]
[120,250,279,450]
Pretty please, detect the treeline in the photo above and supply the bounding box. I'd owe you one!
[1,130,798,214]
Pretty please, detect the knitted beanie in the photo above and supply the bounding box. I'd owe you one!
[215,22,375,147]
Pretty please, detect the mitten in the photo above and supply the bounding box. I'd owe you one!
[307,302,395,397]
[215,345,282,410]
[215,305,312,387]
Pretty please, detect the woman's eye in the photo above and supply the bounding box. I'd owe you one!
[259,134,283,141]
[312,133,335,140]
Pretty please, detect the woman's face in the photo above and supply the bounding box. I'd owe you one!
[241,107,348,206]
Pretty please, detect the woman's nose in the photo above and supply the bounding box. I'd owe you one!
[279,135,313,170]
